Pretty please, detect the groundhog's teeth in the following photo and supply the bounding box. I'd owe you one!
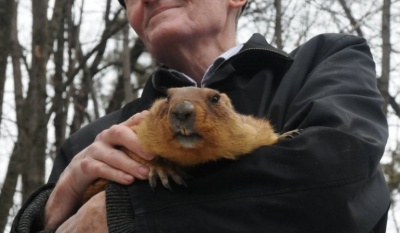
[180,128,189,136]
[175,134,201,148]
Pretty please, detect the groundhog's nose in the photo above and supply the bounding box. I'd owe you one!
[171,101,194,122]
[170,101,196,134]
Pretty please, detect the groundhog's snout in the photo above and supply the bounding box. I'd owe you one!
[171,101,194,121]
[169,100,196,136]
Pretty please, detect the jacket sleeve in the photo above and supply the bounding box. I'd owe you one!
[267,34,388,187]
[10,184,55,233]
[249,34,389,231]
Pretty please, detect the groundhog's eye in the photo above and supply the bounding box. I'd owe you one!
[166,95,171,103]
[211,94,220,104]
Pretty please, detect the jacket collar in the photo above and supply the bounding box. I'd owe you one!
[150,33,293,93]
[205,33,293,86]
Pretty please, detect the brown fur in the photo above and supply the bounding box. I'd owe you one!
[83,87,296,202]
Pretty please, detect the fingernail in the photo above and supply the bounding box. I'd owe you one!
[140,150,154,160]
[144,153,155,160]
[123,174,134,183]
[138,166,149,178]
[129,113,139,120]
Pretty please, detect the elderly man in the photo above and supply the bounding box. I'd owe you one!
[12,0,390,232]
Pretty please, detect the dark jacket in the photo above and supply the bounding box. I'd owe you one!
[12,33,390,233]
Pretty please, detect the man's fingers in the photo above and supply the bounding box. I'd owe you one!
[81,144,150,181]
[46,111,153,231]
[95,111,154,160]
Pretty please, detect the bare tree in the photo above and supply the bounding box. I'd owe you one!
[0,0,13,130]
[0,1,25,231]
[123,24,134,103]
[380,0,391,115]
[0,0,50,228]
[19,0,49,202]
[52,0,73,155]
[274,0,283,50]
[0,1,131,230]
[337,0,364,37]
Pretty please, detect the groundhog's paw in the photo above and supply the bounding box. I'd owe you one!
[148,160,188,190]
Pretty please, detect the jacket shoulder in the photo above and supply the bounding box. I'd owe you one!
[307,33,367,48]
[288,33,373,74]
[291,33,369,57]
[310,33,365,42]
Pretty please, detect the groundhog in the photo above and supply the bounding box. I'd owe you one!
[83,87,297,202]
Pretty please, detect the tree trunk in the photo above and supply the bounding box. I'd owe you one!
[52,0,72,156]
[0,144,25,233]
[21,0,49,202]
[0,0,13,129]
[106,38,146,114]
[123,24,134,103]
[274,0,283,50]
[0,1,23,231]
[379,0,391,115]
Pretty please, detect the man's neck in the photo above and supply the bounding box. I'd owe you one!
[159,34,237,85]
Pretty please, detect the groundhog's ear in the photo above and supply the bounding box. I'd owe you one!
[166,88,174,96]
[166,88,177,99]
[221,93,234,108]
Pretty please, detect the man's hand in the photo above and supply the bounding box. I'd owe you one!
[44,111,154,230]
[56,191,108,233]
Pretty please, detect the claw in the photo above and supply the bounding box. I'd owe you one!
[149,169,158,190]
[158,169,173,191]
[278,129,300,139]
[170,173,187,187]
[146,158,188,190]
